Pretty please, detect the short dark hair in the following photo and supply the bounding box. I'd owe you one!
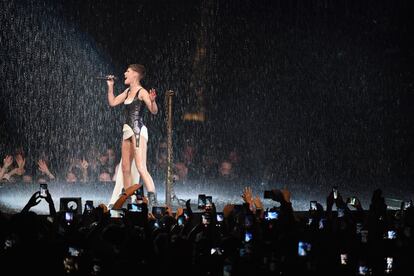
[128,64,146,79]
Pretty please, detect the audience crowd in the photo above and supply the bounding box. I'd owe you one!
[0,183,413,275]
[0,141,244,184]
[1,144,413,275]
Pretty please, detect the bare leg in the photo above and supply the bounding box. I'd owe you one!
[133,136,156,193]
[121,139,134,190]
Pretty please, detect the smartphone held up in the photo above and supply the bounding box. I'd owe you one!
[40,183,48,198]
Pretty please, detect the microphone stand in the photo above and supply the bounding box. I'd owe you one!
[165,90,176,207]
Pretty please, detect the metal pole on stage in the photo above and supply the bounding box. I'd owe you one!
[165,90,175,207]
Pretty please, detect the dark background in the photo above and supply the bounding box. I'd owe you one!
[1,0,413,185]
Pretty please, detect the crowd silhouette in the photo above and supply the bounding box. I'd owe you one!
[0,184,412,275]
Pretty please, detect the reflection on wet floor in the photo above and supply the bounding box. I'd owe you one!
[1,179,413,214]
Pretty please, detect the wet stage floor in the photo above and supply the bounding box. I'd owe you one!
[0,178,412,214]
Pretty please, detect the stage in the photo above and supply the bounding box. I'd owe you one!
[0,178,412,214]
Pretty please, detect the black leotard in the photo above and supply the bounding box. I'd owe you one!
[124,88,144,146]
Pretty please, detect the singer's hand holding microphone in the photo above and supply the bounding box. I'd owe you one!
[96,75,117,86]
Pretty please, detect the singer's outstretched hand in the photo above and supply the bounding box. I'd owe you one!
[149,88,157,102]
[106,75,115,86]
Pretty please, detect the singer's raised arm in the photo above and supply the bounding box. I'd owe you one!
[107,79,127,107]
[140,88,158,115]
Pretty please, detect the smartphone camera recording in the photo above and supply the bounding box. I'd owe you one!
[84,200,94,214]
[332,186,338,199]
[385,257,393,274]
[385,230,397,240]
[358,265,371,275]
[177,216,185,226]
[65,211,74,225]
[40,183,48,198]
[244,231,253,243]
[134,185,144,203]
[340,253,348,265]
[403,200,412,210]
[265,210,279,221]
[198,194,206,210]
[298,241,311,257]
[211,247,223,255]
[68,246,81,257]
[128,203,143,213]
[110,209,123,218]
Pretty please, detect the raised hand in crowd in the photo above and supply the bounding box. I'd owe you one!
[21,189,56,216]
[253,195,264,211]
[175,207,184,220]
[45,190,56,215]
[242,186,254,208]
[268,188,291,204]
[15,154,25,173]
[38,159,56,180]
[1,154,25,180]
[185,199,193,217]
[2,155,13,169]
[21,191,41,213]
[242,186,264,212]
[0,155,13,180]
[347,196,363,211]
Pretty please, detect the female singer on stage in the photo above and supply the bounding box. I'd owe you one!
[106,64,158,208]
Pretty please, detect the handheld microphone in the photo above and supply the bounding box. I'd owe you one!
[96,76,117,80]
